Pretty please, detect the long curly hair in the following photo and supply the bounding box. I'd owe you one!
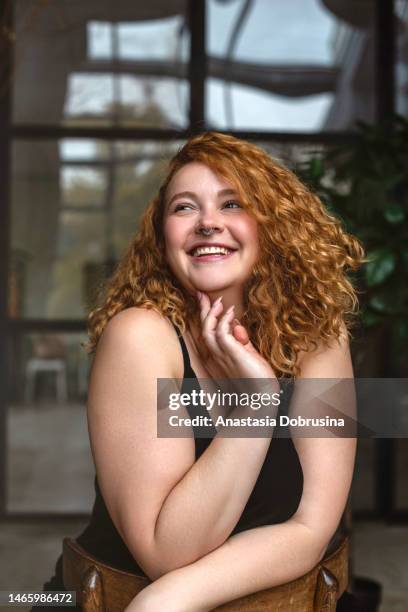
[87,132,365,377]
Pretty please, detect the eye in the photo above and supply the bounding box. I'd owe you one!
[223,200,241,209]
[173,203,194,212]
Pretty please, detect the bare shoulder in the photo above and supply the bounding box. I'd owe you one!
[95,307,184,379]
[103,306,176,339]
[296,322,353,379]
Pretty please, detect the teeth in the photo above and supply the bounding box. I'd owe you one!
[192,246,232,257]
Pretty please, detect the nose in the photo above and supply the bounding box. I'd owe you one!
[195,206,224,234]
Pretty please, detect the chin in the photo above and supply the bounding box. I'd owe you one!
[193,280,240,294]
[173,266,247,295]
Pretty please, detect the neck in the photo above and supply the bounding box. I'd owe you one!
[206,288,245,320]
[188,288,245,346]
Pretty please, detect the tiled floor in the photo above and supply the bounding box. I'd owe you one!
[7,403,94,513]
[351,522,408,611]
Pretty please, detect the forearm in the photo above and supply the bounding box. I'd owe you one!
[152,433,273,575]
[129,518,326,612]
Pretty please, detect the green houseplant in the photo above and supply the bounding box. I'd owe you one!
[295,116,408,376]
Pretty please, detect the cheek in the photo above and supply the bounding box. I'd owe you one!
[237,219,260,258]
[249,224,259,252]
[163,219,185,251]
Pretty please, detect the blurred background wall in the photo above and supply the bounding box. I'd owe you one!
[0,1,407,610]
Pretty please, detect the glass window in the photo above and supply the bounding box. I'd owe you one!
[396,0,408,117]
[12,1,189,128]
[206,0,375,132]
[10,140,182,319]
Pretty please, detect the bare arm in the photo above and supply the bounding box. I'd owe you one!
[88,307,275,580]
[290,326,356,546]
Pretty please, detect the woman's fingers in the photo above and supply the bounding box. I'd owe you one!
[216,304,236,347]
[214,306,249,361]
[197,292,251,360]
[197,291,221,353]
[197,291,212,323]
[232,319,250,345]
[196,294,276,380]
[201,295,225,355]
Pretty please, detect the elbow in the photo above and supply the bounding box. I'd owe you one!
[311,527,344,568]
[143,519,219,579]
[127,533,201,582]
[124,512,220,580]
[126,539,177,582]
[305,539,328,574]
[120,526,169,581]
[146,541,208,580]
[127,547,173,582]
[311,534,341,572]
[115,512,202,581]
[290,518,333,572]
[141,561,169,582]
[135,550,197,582]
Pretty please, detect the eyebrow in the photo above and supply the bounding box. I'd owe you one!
[167,188,238,207]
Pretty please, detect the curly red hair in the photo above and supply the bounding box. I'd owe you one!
[87,132,365,377]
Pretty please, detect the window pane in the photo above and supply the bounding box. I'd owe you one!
[206,0,375,132]
[207,84,334,132]
[256,140,327,169]
[8,332,94,513]
[61,167,107,208]
[396,0,408,118]
[12,1,189,128]
[10,139,181,319]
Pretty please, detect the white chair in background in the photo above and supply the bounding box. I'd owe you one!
[24,335,68,404]
[25,357,68,404]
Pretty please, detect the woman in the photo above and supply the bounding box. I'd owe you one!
[37,132,365,611]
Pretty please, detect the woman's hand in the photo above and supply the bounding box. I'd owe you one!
[197,292,277,382]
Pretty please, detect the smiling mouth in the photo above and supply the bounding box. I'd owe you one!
[188,247,237,263]
[189,246,236,256]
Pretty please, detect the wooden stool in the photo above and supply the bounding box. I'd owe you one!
[63,533,349,611]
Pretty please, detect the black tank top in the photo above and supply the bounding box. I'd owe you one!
[75,324,304,575]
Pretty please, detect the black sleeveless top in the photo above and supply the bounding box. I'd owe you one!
[73,324,304,575]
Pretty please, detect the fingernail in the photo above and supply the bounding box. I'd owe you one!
[226,305,235,314]
[213,296,223,307]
